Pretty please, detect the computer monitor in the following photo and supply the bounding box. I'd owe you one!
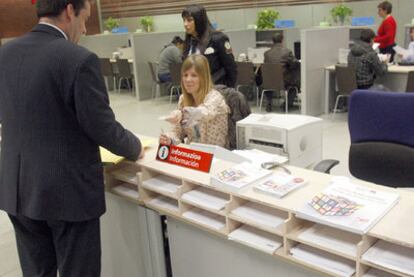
[294,41,301,60]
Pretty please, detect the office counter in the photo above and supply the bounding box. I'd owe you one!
[103,145,414,277]
[324,64,414,114]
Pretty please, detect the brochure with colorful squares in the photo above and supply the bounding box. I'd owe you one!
[211,162,272,191]
[254,172,307,198]
[296,179,400,234]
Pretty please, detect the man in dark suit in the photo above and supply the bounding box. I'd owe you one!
[0,0,143,276]
[264,33,300,112]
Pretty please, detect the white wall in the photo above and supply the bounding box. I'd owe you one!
[112,0,413,46]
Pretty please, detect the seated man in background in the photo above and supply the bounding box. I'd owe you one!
[348,29,388,89]
[158,36,184,82]
[264,33,300,112]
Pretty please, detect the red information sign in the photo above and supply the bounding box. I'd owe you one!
[156,144,213,173]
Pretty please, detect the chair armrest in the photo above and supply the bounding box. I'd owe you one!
[313,159,340,174]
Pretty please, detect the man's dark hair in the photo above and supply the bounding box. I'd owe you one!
[171,36,184,45]
[36,0,89,18]
[181,5,212,39]
[378,1,392,14]
[360,29,376,43]
[272,33,284,44]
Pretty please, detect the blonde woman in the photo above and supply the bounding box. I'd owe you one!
[160,54,230,147]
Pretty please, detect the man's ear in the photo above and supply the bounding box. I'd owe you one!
[64,4,76,21]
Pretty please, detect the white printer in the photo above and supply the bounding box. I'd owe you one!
[236,113,323,168]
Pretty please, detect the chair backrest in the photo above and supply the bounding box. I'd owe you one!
[406,71,414,92]
[148,62,159,83]
[169,63,182,86]
[214,84,251,150]
[116,59,132,78]
[99,58,114,77]
[261,63,284,91]
[235,62,255,87]
[335,64,357,95]
[348,90,414,187]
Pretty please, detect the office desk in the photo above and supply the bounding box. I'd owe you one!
[103,142,414,277]
[324,64,414,114]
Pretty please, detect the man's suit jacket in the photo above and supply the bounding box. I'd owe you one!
[0,24,141,222]
[264,43,300,88]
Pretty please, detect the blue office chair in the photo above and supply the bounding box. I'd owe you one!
[348,90,414,188]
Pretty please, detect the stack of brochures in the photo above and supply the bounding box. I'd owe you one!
[182,208,226,231]
[363,268,398,277]
[228,225,283,254]
[362,240,414,276]
[290,244,355,277]
[298,224,360,257]
[254,172,307,198]
[296,180,400,234]
[231,202,286,229]
[211,162,272,191]
[142,175,181,195]
[148,195,179,213]
[181,187,228,211]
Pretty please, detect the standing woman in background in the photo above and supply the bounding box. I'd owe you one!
[181,5,237,87]
[374,1,397,62]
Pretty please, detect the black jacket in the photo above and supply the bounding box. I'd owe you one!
[184,30,237,87]
[0,24,141,221]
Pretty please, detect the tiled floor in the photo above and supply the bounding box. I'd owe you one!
[0,92,351,276]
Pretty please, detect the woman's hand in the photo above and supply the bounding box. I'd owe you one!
[165,110,182,125]
[159,134,172,145]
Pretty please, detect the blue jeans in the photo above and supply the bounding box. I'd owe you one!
[158,72,171,83]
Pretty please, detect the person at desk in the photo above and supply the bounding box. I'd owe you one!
[158,36,184,83]
[398,27,414,63]
[0,0,143,276]
[374,1,397,62]
[160,54,229,147]
[181,5,237,87]
[348,29,388,89]
[263,33,300,112]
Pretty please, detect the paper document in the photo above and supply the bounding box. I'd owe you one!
[100,138,155,164]
[362,240,414,276]
[373,42,380,50]
[254,172,307,198]
[290,244,355,277]
[296,179,400,234]
[181,187,228,211]
[229,225,283,254]
[211,162,272,191]
[183,208,226,230]
[298,224,360,257]
[232,149,288,168]
[142,175,181,195]
[231,202,286,229]
[111,185,139,199]
[148,195,179,213]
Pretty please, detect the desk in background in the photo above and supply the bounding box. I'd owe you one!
[324,64,414,114]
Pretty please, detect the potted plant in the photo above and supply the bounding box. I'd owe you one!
[104,17,120,32]
[256,9,280,30]
[330,4,353,25]
[140,16,154,32]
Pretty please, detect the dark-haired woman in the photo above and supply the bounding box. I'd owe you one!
[374,1,397,62]
[181,5,237,87]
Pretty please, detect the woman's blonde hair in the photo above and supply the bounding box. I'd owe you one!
[180,54,213,107]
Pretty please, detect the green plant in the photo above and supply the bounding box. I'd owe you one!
[256,9,280,30]
[140,16,154,32]
[330,4,353,25]
[104,17,120,31]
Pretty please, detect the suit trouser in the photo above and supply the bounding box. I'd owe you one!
[8,214,101,277]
